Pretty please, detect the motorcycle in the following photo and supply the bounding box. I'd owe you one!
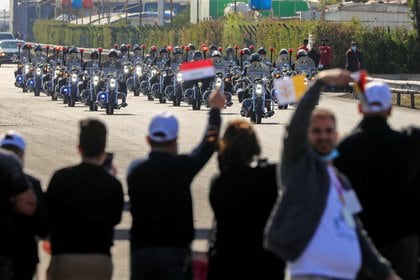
[15,62,32,92]
[126,63,143,97]
[203,72,233,108]
[185,81,203,111]
[96,70,127,115]
[60,66,81,107]
[26,63,43,96]
[81,70,103,111]
[151,68,173,103]
[165,70,184,107]
[240,76,274,124]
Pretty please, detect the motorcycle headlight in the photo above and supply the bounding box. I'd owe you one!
[71,73,78,83]
[124,66,129,74]
[198,81,203,87]
[110,78,116,89]
[275,73,281,79]
[255,84,263,96]
[224,78,230,82]
[176,73,182,82]
[136,66,142,76]
[36,68,42,76]
[215,78,222,88]
[163,71,167,77]
[54,70,59,78]
[24,65,31,74]
[151,70,157,76]
[93,76,99,86]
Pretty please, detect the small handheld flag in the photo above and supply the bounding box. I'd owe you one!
[273,74,307,105]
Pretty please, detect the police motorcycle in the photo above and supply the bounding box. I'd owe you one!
[25,44,49,96]
[139,46,159,100]
[126,44,146,96]
[79,49,103,111]
[164,46,185,106]
[59,47,84,106]
[271,48,296,109]
[96,68,127,115]
[14,44,33,92]
[203,51,233,108]
[240,53,274,124]
[294,49,317,85]
[184,50,208,111]
[26,62,44,96]
[150,47,171,103]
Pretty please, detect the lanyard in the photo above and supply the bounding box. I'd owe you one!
[329,168,346,205]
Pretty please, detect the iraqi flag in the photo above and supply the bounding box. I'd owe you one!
[273,74,307,105]
[180,60,216,89]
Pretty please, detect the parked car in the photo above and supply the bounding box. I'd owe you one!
[0,32,14,41]
[0,40,25,66]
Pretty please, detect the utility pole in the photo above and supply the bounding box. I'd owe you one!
[416,0,420,50]
[126,0,128,23]
[196,0,199,23]
[139,0,142,26]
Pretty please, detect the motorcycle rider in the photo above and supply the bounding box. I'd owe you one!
[192,50,203,61]
[243,53,273,115]
[131,44,143,63]
[32,44,47,65]
[83,50,101,73]
[156,47,170,69]
[170,46,184,69]
[224,46,237,66]
[66,46,82,70]
[187,43,196,61]
[101,48,127,107]
[209,44,218,56]
[145,46,158,66]
[118,44,129,63]
[257,47,271,68]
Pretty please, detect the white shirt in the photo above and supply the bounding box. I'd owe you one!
[288,166,361,279]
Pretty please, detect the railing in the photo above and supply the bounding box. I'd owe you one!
[368,77,420,109]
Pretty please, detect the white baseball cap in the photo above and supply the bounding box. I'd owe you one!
[361,81,392,113]
[0,131,26,151]
[148,111,179,143]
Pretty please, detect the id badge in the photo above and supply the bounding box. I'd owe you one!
[342,207,356,229]
[343,190,363,214]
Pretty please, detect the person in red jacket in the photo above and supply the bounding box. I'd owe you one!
[318,38,333,70]
[296,39,309,58]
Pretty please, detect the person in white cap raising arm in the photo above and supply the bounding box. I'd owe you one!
[127,89,225,280]
[335,81,418,279]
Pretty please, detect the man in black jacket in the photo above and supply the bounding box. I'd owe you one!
[46,119,124,280]
[335,82,418,279]
[127,90,225,280]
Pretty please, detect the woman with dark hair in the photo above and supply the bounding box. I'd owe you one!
[207,119,284,280]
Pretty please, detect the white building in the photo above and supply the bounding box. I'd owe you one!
[301,1,413,29]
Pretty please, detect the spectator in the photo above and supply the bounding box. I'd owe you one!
[45,119,124,280]
[0,131,48,280]
[207,119,284,280]
[265,69,400,280]
[127,90,225,280]
[307,42,321,68]
[318,38,333,70]
[0,147,36,279]
[345,41,363,72]
[335,82,418,279]
[296,39,309,57]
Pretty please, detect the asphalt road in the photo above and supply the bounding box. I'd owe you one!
[1,64,419,279]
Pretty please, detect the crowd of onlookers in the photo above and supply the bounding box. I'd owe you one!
[1,69,419,280]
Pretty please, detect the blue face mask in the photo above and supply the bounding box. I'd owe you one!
[320,149,340,162]
[351,46,357,52]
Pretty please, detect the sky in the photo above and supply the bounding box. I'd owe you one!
[0,0,10,11]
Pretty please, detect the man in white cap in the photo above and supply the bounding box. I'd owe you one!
[127,89,225,280]
[0,131,48,280]
[335,82,418,279]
